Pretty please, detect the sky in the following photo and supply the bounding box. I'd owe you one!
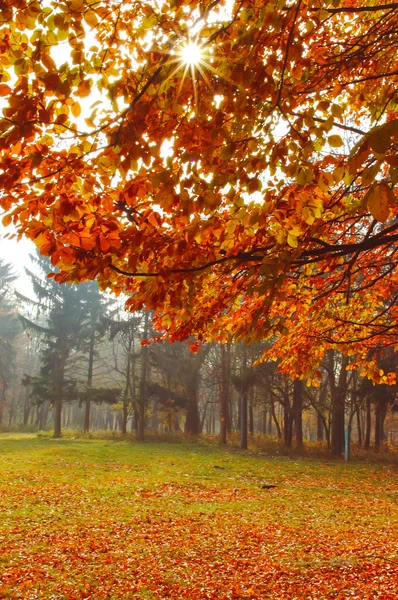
[0,227,36,295]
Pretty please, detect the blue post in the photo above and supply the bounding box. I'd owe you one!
[344,425,350,462]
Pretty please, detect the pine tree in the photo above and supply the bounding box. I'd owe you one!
[19,255,89,437]
[73,282,115,433]
[0,259,19,425]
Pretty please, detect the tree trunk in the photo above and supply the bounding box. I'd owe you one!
[240,387,248,449]
[261,407,267,434]
[150,400,159,431]
[84,332,95,433]
[267,404,273,435]
[330,394,345,456]
[35,403,42,429]
[271,401,282,439]
[240,346,248,449]
[356,408,362,446]
[317,412,324,441]
[249,398,254,437]
[203,402,210,433]
[121,404,128,435]
[380,398,388,443]
[212,402,216,434]
[364,397,371,449]
[285,410,294,448]
[293,379,303,449]
[185,390,201,434]
[53,396,62,438]
[23,386,31,426]
[228,389,233,433]
[53,368,64,438]
[220,344,229,444]
[121,339,132,436]
[83,400,90,434]
[137,311,150,441]
[374,397,387,451]
[329,352,348,457]
[8,393,15,427]
[52,341,68,439]
[374,400,381,451]
[283,382,293,448]
[167,405,172,432]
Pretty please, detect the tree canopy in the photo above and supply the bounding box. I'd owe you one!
[1,0,398,381]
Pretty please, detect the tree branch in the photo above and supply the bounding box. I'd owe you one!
[290,112,366,136]
[321,3,398,14]
[110,227,398,279]
[277,0,302,107]
[283,3,398,13]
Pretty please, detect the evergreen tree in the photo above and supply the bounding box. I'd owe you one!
[19,255,89,437]
[0,259,19,425]
[72,282,115,433]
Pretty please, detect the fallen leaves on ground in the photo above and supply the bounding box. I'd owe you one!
[0,436,397,599]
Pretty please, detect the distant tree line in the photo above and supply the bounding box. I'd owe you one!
[0,255,396,456]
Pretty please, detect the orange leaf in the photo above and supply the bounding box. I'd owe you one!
[0,83,11,96]
[365,182,390,222]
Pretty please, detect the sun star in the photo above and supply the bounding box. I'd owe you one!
[180,42,203,66]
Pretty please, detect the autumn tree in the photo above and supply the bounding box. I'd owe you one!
[2,1,398,387]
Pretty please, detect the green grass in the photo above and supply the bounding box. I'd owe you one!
[0,433,397,599]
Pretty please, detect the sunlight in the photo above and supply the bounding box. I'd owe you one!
[180,42,202,66]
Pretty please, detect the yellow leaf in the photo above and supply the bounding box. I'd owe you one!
[203,190,219,207]
[34,232,49,251]
[328,135,344,148]
[84,10,98,27]
[226,220,237,234]
[287,232,298,248]
[303,207,315,225]
[296,167,312,186]
[289,226,302,236]
[71,101,81,118]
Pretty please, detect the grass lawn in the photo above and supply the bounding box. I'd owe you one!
[0,434,397,599]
